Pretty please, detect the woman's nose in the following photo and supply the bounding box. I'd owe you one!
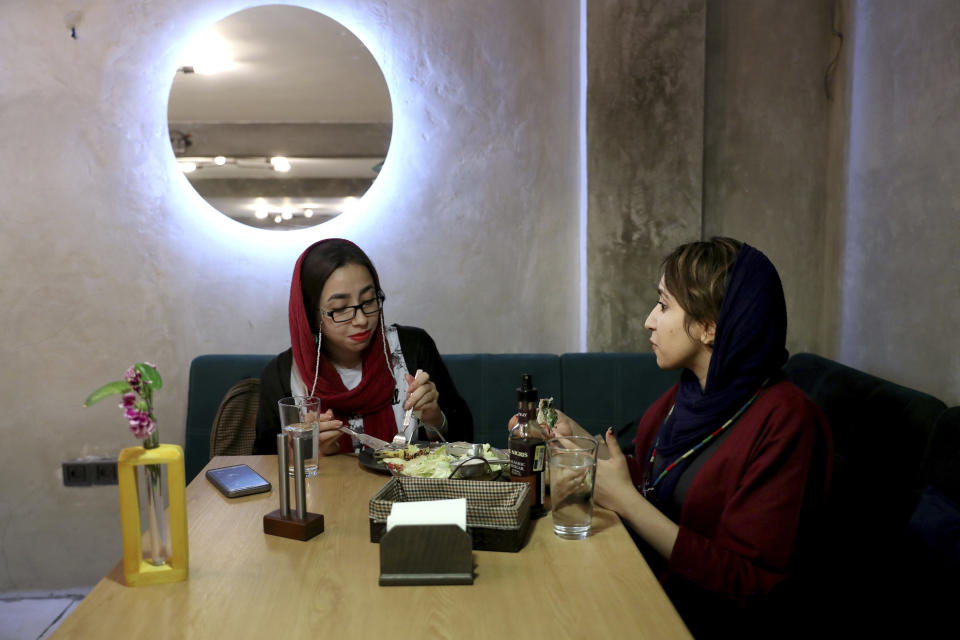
[644,307,657,331]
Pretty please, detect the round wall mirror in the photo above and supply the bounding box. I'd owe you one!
[167,4,392,230]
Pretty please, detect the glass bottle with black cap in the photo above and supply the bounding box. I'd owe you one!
[509,374,547,518]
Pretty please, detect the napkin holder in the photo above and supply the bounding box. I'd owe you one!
[379,524,473,586]
[263,434,324,541]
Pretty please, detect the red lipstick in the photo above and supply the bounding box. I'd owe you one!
[349,330,371,342]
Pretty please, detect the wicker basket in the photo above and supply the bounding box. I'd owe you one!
[369,477,532,552]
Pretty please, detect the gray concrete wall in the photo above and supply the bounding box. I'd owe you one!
[587,0,958,408]
[836,0,960,405]
[0,0,580,590]
[702,0,834,357]
[587,0,706,351]
[820,0,854,362]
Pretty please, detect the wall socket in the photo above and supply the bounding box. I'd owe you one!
[62,458,118,486]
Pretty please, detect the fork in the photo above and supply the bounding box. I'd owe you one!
[391,408,412,448]
[392,368,425,448]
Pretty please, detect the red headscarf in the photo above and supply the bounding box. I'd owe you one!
[289,239,397,451]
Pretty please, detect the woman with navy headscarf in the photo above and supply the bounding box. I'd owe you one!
[553,238,832,637]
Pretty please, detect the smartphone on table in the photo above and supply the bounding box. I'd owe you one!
[206,464,272,498]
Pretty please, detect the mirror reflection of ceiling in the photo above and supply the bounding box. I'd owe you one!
[167,4,392,230]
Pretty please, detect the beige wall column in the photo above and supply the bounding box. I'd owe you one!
[587,0,707,351]
[702,0,834,356]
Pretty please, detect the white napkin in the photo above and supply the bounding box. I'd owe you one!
[386,498,467,532]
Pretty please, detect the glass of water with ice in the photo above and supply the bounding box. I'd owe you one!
[547,436,599,540]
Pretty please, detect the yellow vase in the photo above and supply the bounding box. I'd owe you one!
[117,444,189,586]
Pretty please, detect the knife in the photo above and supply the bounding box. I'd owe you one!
[337,426,392,451]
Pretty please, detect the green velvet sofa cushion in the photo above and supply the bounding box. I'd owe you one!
[441,354,562,450]
[560,353,680,451]
[185,354,273,483]
[185,352,676,482]
[782,352,948,622]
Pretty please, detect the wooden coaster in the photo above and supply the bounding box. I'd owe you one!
[263,509,325,541]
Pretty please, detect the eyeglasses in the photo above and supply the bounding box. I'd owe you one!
[319,293,384,323]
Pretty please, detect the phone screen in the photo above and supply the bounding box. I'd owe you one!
[206,464,271,498]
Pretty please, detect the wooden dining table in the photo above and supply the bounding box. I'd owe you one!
[52,454,691,639]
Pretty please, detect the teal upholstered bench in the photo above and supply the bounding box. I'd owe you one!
[782,352,949,626]
[184,352,679,482]
[441,354,562,450]
[185,354,273,482]
[560,353,681,449]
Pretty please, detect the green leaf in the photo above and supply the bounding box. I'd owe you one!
[83,380,132,407]
[135,363,163,391]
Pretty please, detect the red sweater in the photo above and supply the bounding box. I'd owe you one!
[625,379,832,601]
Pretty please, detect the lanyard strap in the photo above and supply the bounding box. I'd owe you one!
[643,380,769,496]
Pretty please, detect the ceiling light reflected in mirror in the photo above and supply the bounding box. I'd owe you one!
[167,4,392,230]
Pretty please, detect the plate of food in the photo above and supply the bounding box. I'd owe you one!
[357,442,435,474]
[358,442,508,480]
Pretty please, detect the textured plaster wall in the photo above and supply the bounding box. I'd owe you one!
[587,0,706,351]
[701,0,960,403]
[702,0,834,357]
[588,0,958,408]
[0,0,580,590]
[837,0,960,405]
[820,0,853,360]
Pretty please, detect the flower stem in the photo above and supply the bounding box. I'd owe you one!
[145,463,167,566]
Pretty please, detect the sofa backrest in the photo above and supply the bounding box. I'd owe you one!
[909,404,960,565]
[784,352,946,524]
[185,354,273,482]
[441,354,561,449]
[904,406,960,591]
[782,352,948,609]
[441,352,679,451]
[922,405,960,501]
[560,353,680,450]
[185,352,677,482]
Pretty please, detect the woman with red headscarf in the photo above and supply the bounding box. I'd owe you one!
[254,239,472,455]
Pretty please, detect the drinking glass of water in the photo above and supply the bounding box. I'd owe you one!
[546,436,599,540]
[278,396,321,478]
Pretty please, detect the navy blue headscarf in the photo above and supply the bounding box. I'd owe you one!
[647,243,788,510]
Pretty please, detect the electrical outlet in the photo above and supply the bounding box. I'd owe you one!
[62,461,92,486]
[62,457,118,487]
[93,460,118,485]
